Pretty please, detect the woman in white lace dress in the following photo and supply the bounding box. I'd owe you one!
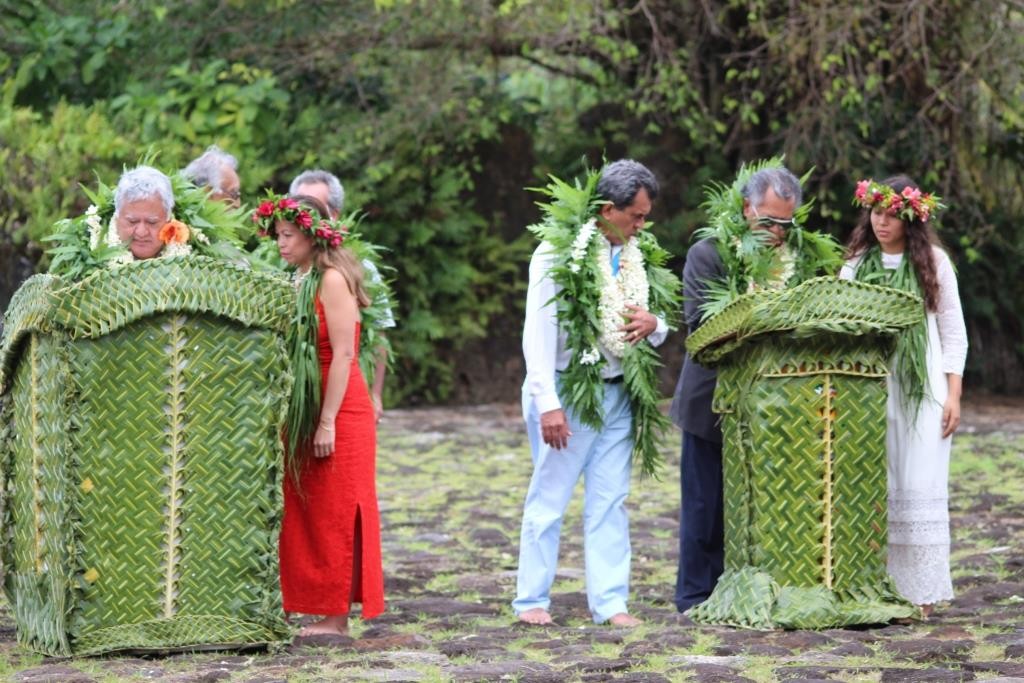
[839,175,968,616]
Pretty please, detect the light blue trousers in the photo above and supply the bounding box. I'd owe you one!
[513,382,634,623]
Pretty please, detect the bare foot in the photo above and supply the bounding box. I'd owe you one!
[920,603,934,618]
[298,614,349,637]
[608,612,642,627]
[518,607,553,625]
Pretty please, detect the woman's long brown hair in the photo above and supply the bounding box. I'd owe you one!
[289,194,371,308]
[844,174,942,311]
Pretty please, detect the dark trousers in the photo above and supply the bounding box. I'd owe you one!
[674,430,724,612]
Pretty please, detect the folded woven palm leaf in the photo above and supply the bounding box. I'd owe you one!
[684,278,924,629]
[0,257,293,655]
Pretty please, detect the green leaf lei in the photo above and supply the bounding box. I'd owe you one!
[249,208,396,395]
[693,157,843,319]
[851,247,930,417]
[287,267,324,473]
[46,165,253,280]
[527,168,682,478]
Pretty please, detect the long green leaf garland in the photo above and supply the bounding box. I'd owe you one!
[527,168,681,477]
[851,247,930,417]
[285,268,323,479]
[337,212,397,388]
[249,209,397,391]
[693,157,843,319]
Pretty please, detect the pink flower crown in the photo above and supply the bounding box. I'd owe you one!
[252,195,347,248]
[853,179,945,223]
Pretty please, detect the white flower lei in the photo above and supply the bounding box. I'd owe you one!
[596,236,649,358]
[568,219,597,273]
[566,220,651,361]
[745,243,796,293]
[86,205,104,250]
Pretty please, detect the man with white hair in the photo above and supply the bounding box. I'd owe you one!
[114,166,175,260]
[182,145,241,208]
[289,169,396,421]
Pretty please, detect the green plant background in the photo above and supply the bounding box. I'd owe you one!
[2,0,1022,403]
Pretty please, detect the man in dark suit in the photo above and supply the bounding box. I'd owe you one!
[669,165,803,612]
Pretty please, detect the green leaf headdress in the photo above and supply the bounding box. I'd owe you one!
[46,161,253,280]
[692,157,843,319]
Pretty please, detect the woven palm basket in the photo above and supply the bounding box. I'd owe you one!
[0,257,294,655]
[685,277,925,629]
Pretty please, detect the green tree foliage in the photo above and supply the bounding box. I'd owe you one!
[1,0,1022,397]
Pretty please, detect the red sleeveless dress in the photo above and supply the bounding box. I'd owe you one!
[279,297,385,619]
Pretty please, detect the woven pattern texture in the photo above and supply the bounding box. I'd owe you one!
[686,276,924,366]
[0,257,293,655]
[688,279,923,629]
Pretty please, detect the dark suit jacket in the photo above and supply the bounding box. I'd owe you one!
[669,237,725,444]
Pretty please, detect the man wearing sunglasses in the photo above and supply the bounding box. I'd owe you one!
[670,165,802,614]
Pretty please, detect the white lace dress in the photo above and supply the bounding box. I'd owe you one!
[840,247,968,605]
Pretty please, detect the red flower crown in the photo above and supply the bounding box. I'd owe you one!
[252,195,347,248]
[853,179,945,223]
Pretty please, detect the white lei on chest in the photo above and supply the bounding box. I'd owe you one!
[569,220,650,361]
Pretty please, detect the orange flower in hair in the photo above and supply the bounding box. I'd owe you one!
[158,219,191,244]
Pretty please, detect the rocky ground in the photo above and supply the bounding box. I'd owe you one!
[4,396,1024,682]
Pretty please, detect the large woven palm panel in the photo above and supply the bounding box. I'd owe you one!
[745,374,827,587]
[69,313,286,651]
[685,278,923,628]
[7,335,74,653]
[831,373,889,594]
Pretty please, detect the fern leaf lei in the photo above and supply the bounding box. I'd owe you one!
[527,168,682,478]
[692,157,843,319]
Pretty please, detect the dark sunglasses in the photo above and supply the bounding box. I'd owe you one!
[752,212,795,228]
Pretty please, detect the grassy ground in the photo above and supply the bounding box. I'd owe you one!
[3,403,1023,682]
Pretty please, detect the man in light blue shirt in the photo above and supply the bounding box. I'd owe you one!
[514,160,667,627]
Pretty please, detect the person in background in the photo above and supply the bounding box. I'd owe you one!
[182,144,241,209]
[290,169,395,422]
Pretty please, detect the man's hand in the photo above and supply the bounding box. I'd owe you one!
[620,304,657,345]
[540,408,572,450]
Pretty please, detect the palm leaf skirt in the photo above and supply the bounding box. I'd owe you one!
[0,257,294,655]
[685,278,924,629]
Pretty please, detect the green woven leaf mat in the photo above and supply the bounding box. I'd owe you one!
[1,257,293,655]
[693,332,915,629]
[1,257,294,391]
[688,568,914,630]
[71,615,288,656]
[686,277,924,366]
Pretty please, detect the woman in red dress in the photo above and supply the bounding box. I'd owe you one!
[256,193,385,636]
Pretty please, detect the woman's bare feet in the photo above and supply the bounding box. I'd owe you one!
[518,607,554,625]
[298,614,349,637]
[920,603,934,618]
[608,612,642,627]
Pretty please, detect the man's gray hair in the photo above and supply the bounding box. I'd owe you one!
[113,166,174,218]
[596,159,659,209]
[290,169,345,215]
[182,144,238,192]
[741,166,803,208]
